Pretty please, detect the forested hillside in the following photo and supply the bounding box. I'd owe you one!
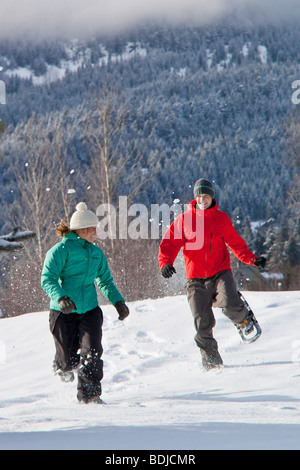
[0,17,299,315]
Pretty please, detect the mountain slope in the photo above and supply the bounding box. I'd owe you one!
[0,21,298,223]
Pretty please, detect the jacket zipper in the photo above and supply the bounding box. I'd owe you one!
[81,242,90,313]
[204,234,213,278]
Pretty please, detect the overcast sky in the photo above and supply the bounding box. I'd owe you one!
[1,0,299,39]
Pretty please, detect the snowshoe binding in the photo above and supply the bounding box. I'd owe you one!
[235,292,262,344]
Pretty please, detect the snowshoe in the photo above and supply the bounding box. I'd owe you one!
[235,292,262,344]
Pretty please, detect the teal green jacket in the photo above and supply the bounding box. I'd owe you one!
[41,232,124,314]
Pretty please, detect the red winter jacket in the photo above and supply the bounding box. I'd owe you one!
[158,199,257,279]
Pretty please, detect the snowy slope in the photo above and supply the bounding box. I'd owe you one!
[1,291,300,450]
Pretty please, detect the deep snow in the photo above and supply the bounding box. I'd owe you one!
[1,291,300,450]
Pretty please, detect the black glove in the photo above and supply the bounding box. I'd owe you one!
[161,264,176,278]
[115,301,130,321]
[254,256,267,268]
[59,296,77,314]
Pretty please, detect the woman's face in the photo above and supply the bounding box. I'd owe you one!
[76,226,97,243]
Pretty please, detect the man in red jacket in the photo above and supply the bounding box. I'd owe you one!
[158,178,266,370]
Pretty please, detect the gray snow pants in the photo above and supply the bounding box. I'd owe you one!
[186,269,248,352]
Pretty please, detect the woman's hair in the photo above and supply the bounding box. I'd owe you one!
[55,220,71,238]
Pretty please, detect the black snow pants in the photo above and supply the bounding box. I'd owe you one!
[186,269,248,352]
[49,306,104,401]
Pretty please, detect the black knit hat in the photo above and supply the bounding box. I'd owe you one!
[193,179,215,199]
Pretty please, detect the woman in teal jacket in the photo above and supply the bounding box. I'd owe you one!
[41,202,129,404]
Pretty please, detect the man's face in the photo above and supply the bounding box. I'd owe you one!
[196,194,213,210]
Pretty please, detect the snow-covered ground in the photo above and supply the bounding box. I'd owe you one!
[1,290,300,450]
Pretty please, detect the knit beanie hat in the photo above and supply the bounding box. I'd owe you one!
[69,202,98,230]
[193,179,215,199]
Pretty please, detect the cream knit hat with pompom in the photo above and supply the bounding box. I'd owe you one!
[69,202,98,230]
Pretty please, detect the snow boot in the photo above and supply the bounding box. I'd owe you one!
[53,360,75,382]
[57,370,75,382]
[77,392,105,404]
[200,348,223,371]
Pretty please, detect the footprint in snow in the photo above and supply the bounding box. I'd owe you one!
[136,331,152,342]
[112,370,131,383]
[135,304,155,313]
